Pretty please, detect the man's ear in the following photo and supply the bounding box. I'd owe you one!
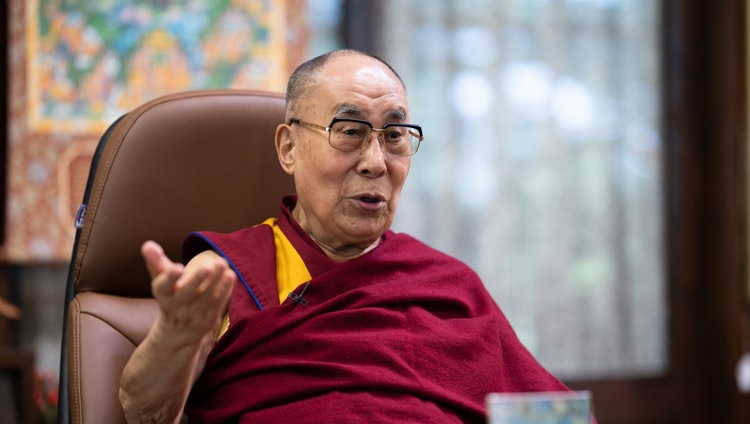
[275,124,295,175]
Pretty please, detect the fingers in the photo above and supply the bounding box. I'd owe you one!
[141,241,182,279]
[216,268,236,301]
[174,258,234,304]
[142,241,185,300]
[153,254,235,336]
[159,259,234,333]
[151,265,183,301]
[203,266,235,309]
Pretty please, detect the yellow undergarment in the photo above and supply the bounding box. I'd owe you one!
[217,218,312,339]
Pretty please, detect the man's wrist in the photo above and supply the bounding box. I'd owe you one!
[149,314,213,351]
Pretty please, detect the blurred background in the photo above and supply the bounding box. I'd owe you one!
[1,0,748,423]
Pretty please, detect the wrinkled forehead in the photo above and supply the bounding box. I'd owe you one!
[304,55,409,120]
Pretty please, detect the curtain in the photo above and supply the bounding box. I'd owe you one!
[380,0,664,379]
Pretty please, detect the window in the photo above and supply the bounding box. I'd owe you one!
[380,0,665,379]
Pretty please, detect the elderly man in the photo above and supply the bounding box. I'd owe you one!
[119,49,573,423]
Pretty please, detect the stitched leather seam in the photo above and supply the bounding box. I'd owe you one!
[78,310,142,347]
[71,299,83,424]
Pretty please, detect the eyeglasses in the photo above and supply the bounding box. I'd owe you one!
[290,117,424,157]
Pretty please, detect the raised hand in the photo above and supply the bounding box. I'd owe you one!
[141,240,235,340]
[120,241,236,424]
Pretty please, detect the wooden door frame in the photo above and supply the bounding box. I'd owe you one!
[664,0,748,422]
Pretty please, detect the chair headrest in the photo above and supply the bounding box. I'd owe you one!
[73,90,294,297]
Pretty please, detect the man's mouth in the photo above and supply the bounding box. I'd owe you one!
[359,196,381,204]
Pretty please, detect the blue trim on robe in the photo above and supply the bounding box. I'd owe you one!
[186,231,264,311]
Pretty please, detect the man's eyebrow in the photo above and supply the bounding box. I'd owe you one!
[333,104,364,118]
[387,108,407,121]
[333,104,408,122]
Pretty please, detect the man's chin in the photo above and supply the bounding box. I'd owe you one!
[344,223,389,244]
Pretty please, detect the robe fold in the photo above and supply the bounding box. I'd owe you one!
[181,198,572,423]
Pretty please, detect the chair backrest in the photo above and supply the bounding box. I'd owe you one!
[58,90,294,424]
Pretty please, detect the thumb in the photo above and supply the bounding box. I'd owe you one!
[141,240,179,279]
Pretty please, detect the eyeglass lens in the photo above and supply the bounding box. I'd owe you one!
[329,120,420,156]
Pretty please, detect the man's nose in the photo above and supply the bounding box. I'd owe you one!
[363,131,389,154]
[357,132,388,176]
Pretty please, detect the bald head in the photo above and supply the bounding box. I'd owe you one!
[285,49,406,121]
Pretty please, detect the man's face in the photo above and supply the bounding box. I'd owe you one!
[276,54,412,258]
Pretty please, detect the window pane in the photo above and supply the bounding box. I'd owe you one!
[380,0,665,379]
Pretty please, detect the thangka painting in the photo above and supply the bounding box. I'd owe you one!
[26,0,297,134]
[5,0,308,262]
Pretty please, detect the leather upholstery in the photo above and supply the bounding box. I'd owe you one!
[67,293,157,424]
[62,90,294,424]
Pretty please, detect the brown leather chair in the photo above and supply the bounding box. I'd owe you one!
[57,90,295,424]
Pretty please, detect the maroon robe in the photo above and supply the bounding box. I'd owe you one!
[181,198,572,423]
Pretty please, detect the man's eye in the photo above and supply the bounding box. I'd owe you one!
[384,129,406,142]
[341,128,365,137]
[334,123,367,137]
